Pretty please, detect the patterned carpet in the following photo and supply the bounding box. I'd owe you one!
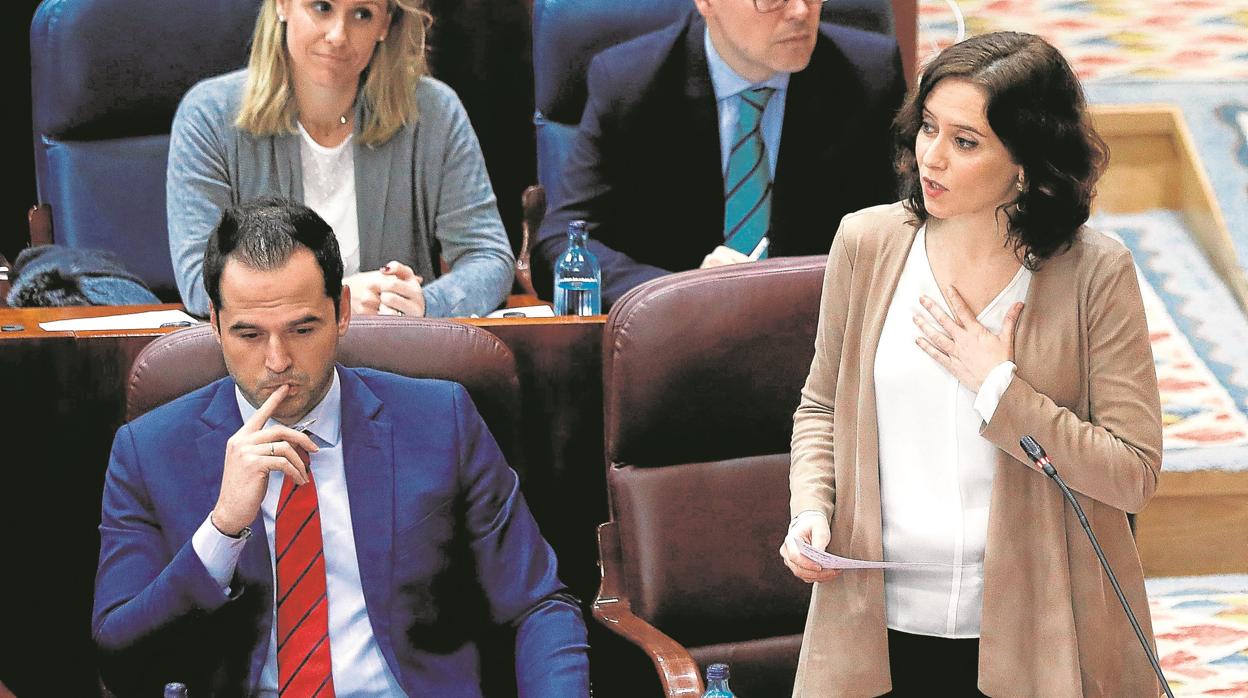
[1098,210,1248,469]
[1149,575,1248,697]
[917,0,1248,80]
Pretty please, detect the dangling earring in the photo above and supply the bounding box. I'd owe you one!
[277,13,287,23]
[1016,174,1025,193]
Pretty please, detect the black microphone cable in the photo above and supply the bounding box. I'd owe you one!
[1018,436,1174,698]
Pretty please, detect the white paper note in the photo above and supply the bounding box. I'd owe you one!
[484,305,555,319]
[39,309,199,332]
[798,540,972,570]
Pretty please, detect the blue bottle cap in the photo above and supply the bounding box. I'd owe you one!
[706,663,730,680]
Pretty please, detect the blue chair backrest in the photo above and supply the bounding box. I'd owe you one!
[531,0,896,191]
[30,0,261,298]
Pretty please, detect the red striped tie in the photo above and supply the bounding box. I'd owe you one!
[275,440,336,697]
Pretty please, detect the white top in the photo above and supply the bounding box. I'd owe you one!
[873,226,1031,638]
[191,370,405,696]
[298,123,361,276]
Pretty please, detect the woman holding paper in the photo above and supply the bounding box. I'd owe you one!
[780,32,1162,696]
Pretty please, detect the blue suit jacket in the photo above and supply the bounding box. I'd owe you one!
[536,10,905,308]
[93,367,589,697]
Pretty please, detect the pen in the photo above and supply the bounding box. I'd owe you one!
[160,321,193,328]
[748,237,770,261]
[292,417,318,433]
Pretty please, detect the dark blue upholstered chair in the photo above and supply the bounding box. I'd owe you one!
[30,0,260,300]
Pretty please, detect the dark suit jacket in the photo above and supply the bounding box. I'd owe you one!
[93,366,589,697]
[536,10,905,308]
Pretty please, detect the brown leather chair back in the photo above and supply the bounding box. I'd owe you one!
[602,257,828,697]
[126,316,523,468]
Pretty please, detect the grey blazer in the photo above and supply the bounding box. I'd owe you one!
[167,70,514,318]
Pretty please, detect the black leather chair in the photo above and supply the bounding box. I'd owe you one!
[595,256,829,697]
[30,0,260,299]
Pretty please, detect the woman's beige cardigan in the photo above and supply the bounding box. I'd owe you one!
[790,202,1163,697]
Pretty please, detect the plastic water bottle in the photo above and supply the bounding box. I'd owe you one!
[553,220,601,316]
[701,663,735,697]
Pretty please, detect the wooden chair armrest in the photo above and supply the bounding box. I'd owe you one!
[514,185,544,298]
[0,250,11,308]
[28,203,53,247]
[592,521,704,698]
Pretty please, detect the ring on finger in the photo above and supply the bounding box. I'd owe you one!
[269,443,275,456]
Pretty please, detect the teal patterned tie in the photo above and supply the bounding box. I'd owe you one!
[723,87,776,259]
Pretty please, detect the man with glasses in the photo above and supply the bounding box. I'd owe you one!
[537,0,905,308]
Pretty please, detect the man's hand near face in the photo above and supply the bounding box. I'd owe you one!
[210,385,320,536]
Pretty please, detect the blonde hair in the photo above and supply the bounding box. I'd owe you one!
[235,0,432,146]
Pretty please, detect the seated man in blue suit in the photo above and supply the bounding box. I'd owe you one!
[93,198,590,697]
[537,0,905,308]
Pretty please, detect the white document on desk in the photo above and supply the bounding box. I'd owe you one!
[39,309,199,332]
[484,305,555,319]
[798,540,972,570]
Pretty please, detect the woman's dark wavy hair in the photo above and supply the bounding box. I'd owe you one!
[894,31,1108,266]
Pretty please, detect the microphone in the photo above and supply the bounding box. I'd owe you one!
[1018,437,1174,698]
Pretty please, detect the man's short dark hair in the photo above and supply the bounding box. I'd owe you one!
[203,197,345,313]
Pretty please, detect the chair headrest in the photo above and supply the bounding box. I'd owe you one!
[126,316,522,462]
[31,0,260,139]
[603,256,827,467]
[533,0,894,126]
[533,0,693,125]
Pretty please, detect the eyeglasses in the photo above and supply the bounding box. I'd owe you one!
[753,0,830,13]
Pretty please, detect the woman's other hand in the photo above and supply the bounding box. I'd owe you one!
[345,271,384,315]
[914,287,1023,391]
[344,262,426,317]
[377,261,426,317]
[780,512,841,584]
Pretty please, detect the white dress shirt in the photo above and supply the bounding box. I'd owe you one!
[191,369,405,696]
[704,28,790,179]
[298,123,361,276]
[872,226,1030,637]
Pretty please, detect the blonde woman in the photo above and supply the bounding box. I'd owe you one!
[168,0,514,318]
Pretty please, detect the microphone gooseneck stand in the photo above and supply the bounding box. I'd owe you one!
[1018,436,1174,698]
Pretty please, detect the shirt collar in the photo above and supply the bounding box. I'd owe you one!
[234,368,342,447]
[704,26,791,101]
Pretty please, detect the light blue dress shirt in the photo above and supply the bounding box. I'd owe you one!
[704,28,791,179]
[191,369,406,696]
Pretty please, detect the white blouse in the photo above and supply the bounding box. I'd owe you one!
[872,226,1031,638]
[298,123,361,276]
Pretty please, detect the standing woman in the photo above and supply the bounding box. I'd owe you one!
[168,0,515,318]
[780,32,1162,696]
